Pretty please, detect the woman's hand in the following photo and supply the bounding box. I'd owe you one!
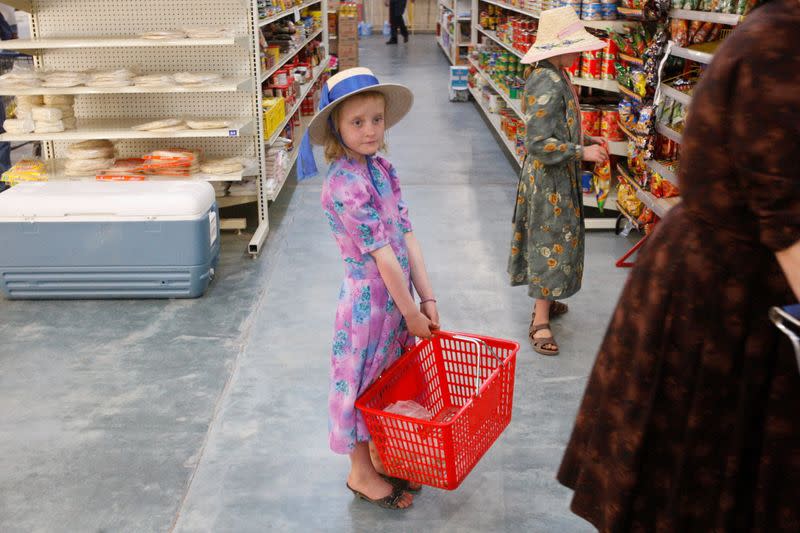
[583,144,609,163]
[587,135,608,149]
[406,310,434,339]
[420,301,440,331]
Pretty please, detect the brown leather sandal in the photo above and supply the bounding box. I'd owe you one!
[530,323,559,356]
[531,301,568,327]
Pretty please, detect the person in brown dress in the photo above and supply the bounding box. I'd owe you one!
[557,1,800,531]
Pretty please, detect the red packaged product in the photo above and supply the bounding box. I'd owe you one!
[567,55,581,77]
[602,38,618,60]
[581,106,602,137]
[601,57,616,80]
[601,107,624,141]
[581,58,601,80]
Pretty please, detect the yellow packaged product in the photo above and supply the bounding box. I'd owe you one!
[1,159,48,186]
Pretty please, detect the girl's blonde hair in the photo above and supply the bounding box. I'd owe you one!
[323,91,388,163]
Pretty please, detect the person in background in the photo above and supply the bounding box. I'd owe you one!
[0,11,15,182]
[508,7,609,356]
[384,0,409,45]
[558,1,800,530]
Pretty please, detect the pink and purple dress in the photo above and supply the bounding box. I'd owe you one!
[321,155,417,454]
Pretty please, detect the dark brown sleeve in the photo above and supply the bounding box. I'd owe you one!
[730,22,800,252]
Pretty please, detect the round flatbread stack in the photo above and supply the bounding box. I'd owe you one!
[66,139,115,160]
[201,157,244,175]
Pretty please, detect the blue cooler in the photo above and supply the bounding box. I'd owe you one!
[0,181,220,299]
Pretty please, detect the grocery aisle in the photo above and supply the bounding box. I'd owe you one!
[171,35,633,532]
[0,35,634,532]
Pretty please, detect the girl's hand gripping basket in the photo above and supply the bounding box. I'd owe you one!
[356,331,520,490]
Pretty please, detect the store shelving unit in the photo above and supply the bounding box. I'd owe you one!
[476,26,523,59]
[646,159,678,186]
[260,27,324,83]
[467,0,635,227]
[1,0,328,256]
[439,0,471,65]
[636,189,680,218]
[655,123,683,144]
[0,77,254,96]
[669,45,714,64]
[467,84,523,167]
[0,118,255,141]
[669,9,742,25]
[468,56,522,115]
[658,82,692,106]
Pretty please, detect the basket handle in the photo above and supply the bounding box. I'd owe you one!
[770,305,800,374]
[436,331,503,396]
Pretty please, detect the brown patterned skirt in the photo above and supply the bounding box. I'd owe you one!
[557,205,800,532]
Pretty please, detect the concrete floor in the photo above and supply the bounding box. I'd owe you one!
[0,35,637,532]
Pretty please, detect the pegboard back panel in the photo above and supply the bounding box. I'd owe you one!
[32,0,250,38]
[72,93,255,120]
[40,46,253,78]
[52,136,260,160]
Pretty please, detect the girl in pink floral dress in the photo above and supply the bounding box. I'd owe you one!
[300,67,439,510]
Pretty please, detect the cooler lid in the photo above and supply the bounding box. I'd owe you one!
[0,181,216,220]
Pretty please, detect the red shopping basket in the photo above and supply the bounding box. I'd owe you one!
[355,330,519,490]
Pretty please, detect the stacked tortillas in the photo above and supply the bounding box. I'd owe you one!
[65,139,116,176]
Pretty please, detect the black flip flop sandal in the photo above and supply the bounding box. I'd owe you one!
[346,483,412,510]
[380,473,423,494]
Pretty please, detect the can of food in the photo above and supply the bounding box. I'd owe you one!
[567,55,581,77]
[601,3,618,20]
[581,170,594,193]
[581,57,601,79]
[581,3,604,20]
[275,69,288,85]
[602,38,618,60]
[601,57,617,80]
[581,105,602,137]
[601,106,623,141]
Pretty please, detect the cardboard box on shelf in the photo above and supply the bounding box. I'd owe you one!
[338,14,358,38]
[329,36,338,55]
[337,42,358,59]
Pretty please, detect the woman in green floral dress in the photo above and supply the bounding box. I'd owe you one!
[508,7,610,355]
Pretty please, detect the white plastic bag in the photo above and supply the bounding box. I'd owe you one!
[384,400,434,421]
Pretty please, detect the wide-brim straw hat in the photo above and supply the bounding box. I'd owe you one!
[307,67,414,145]
[522,6,606,64]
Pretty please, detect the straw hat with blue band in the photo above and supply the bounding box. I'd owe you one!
[297,67,414,180]
[521,6,606,64]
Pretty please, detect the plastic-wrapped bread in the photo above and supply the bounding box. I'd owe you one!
[34,120,66,133]
[132,118,184,131]
[66,139,115,160]
[134,74,175,88]
[43,95,74,106]
[141,30,186,40]
[186,119,230,130]
[3,118,35,134]
[184,27,229,39]
[173,72,222,85]
[42,71,87,88]
[17,95,44,106]
[32,106,64,122]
